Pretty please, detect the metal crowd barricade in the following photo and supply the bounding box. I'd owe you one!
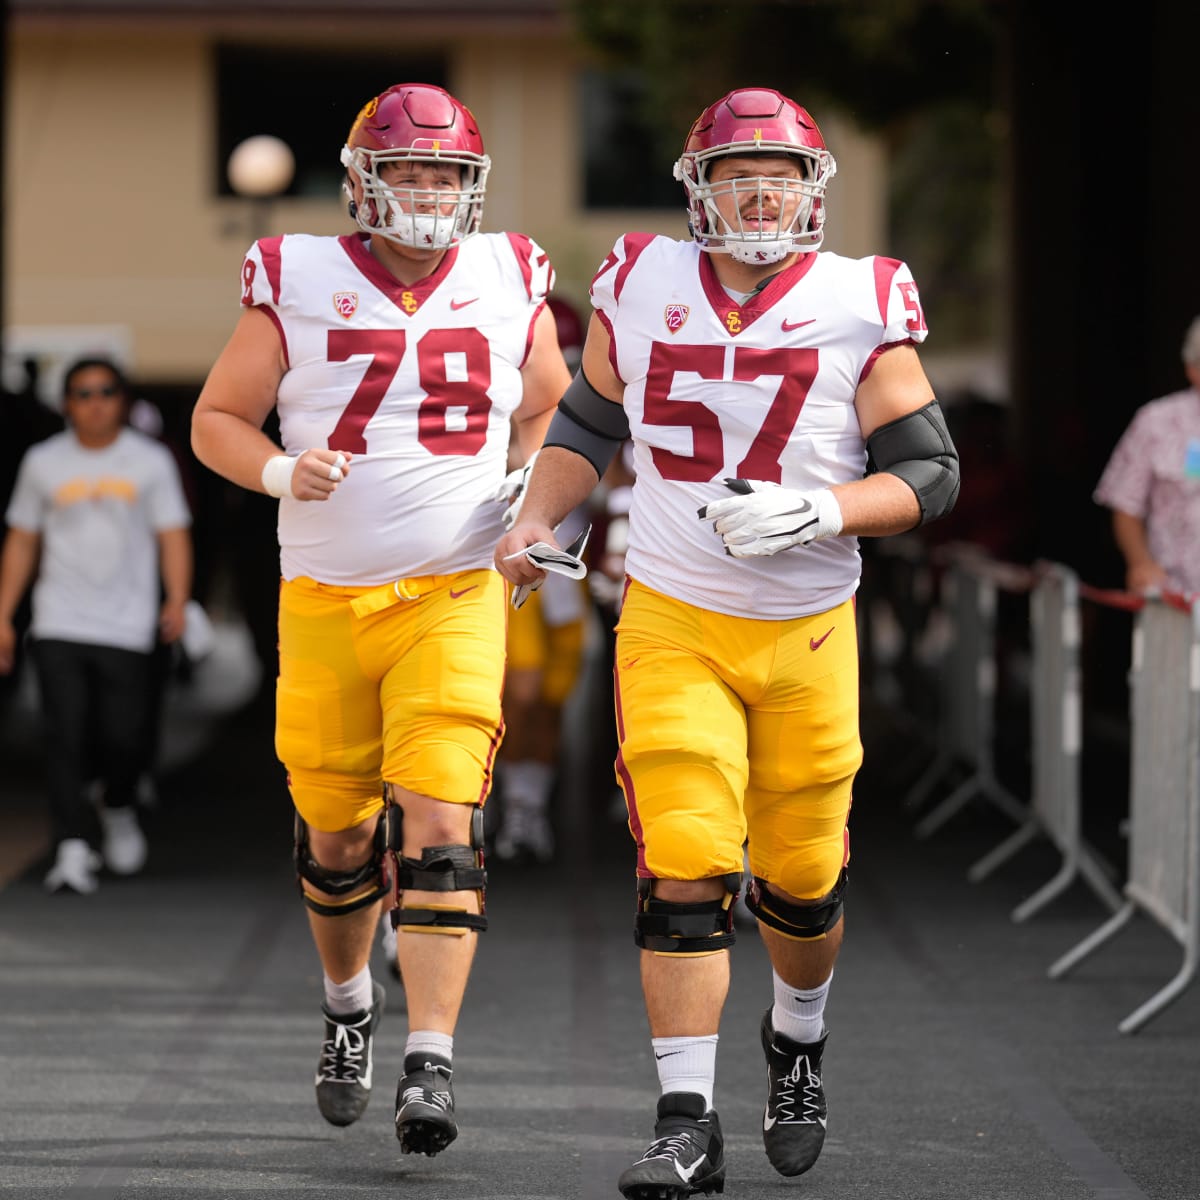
[966,562,1123,919]
[1049,591,1200,1034]
[903,544,1029,840]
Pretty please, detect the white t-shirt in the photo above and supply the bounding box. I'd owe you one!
[239,231,553,585]
[6,428,192,652]
[590,235,929,619]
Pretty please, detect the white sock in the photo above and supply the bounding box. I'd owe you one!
[505,760,554,810]
[323,965,373,1015]
[652,1035,718,1110]
[771,968,832,1045]
[406,1030,454,1064]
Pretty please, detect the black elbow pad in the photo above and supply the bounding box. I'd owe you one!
[543,369,630,478]
[865,400,960,524]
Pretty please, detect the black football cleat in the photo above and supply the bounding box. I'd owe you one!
[760,1009,828,1176]
[618,1091,725,1198]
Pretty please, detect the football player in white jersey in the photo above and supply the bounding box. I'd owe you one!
[495,87,960,1197]
[191,83,571,1158]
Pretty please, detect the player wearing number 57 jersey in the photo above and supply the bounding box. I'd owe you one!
[192,83,571,1162]
[495,86,960,1199]
[599,234,930,620]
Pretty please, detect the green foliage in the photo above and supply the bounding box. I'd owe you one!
[569,0,1005,347]
[570,0,999,133]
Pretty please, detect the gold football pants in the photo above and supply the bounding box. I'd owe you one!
[614,581,861,899]
[275,568,506,832]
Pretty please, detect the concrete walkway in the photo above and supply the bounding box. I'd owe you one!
[1,631,1197,1199]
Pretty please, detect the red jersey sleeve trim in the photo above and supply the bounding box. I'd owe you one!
[872,256,903,325]
[255,304,289,370]
[506,232,536,300]
[257,236,285,306]
[858,337,916,386]
[520,299,546,369]
[612,233,655,303]
[595,309,623,381]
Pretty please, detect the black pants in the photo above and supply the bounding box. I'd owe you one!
[30,638,152,844]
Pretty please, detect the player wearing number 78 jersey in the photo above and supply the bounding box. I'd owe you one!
[192,82,570,1163]
[494,86,960,1199]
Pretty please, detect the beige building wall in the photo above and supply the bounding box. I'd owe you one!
[4,17,886,393]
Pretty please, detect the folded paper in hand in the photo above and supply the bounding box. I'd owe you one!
[506,525,590,609]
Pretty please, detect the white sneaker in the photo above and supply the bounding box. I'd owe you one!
[44,839,102,894]
[100,807,148,875]
[494,800,555,864]
[379,910,402,982]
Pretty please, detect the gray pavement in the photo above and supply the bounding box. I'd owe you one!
[1,630,1198,1199]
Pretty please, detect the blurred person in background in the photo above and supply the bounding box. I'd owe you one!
[0,357,193,893]
[583,438,635,824]
[492,295,590,864]
[190,82,570,1159]
[1094,314,1200,596]
[496,86,958,1197]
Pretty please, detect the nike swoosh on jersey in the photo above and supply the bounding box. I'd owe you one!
[450,585,478,599]
[781,317,817,331]
[450,297,479,310]
[809,626,835,651]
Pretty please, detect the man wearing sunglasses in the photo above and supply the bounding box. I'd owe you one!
[0,357,193,894]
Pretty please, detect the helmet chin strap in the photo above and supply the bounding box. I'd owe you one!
[727,239,794,265]
[378,197,458,250]
[712,212,797,265]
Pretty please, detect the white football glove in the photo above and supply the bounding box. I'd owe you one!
[495,450,539,531]
[697,478,843,558]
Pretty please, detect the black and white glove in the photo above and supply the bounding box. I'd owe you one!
[495,450,539,531]
[697,478,843,558]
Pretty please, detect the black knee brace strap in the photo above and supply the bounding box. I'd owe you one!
[391,843,488,933]
[743,868,848,940]
[389,807,488,933]
[633,874,742,954]
[294,811,389,918]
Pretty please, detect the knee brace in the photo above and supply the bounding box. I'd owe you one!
[390,798,488,936]
[743,868,847,940]
[633,874,742,956]
[294,809,389,918]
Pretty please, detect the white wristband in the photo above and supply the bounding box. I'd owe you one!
[813,488,844,539]
[261,455,297,499]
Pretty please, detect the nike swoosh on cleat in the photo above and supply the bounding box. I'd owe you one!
[449,585,478,599]
[781,317,817,331]
[450,297,479,310]
[764,1112,777,1131]
[809,626,835,651]
[674,1157,706,1183]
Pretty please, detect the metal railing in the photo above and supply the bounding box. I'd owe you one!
[1048,592,1200,1034]
[902,545,1028,839]
[966,562,1123,919]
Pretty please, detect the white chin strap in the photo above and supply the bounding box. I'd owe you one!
[726,239,795,265]
[380,202,458,250]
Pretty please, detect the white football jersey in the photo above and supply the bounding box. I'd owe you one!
[240,231,553,585]
[590,235,929,619]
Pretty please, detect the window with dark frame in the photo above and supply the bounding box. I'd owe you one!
[581,69,682,212]
[215,46,448,200]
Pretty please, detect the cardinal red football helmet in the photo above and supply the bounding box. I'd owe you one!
[673,87,837,263]
[340,83,490,250]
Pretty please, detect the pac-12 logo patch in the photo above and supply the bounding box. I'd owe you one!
[664,304,689,333]
[333,291,359,319]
